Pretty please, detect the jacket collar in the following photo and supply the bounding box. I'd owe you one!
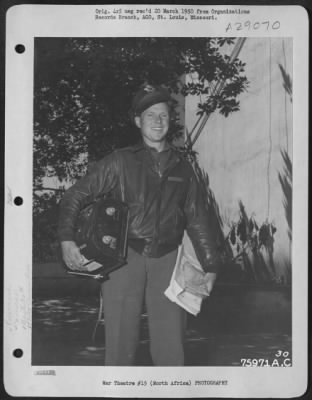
[130,141,145,153]
[130,140,170,153]
[130,140,181,157]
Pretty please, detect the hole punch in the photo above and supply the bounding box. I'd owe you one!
[14,196,23,206]
[13,348,23,358]
[15,44,25,54]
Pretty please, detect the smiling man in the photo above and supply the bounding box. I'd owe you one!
[134,99,169,151]
[58,84,221,366]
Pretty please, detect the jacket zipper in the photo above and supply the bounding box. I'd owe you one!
[151,158,180,252]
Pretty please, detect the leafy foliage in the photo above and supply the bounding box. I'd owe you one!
[33,190,64,262]
[225,201,283,284]
[228,201,277,254]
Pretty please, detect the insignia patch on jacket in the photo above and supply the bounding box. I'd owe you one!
[168,176,184,182]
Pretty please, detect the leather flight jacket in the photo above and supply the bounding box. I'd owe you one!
[58,142,221,273]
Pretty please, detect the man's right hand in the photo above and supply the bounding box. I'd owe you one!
[61,241,85,271]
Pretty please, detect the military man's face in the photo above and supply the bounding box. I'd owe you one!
[135,102,170,147]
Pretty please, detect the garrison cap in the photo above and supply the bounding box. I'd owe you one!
[132,84,172,116]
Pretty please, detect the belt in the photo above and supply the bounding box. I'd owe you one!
[128,238,178,258]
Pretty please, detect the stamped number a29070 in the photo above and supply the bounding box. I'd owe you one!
[226,20,280,32]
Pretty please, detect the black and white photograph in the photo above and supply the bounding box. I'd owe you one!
[4,4,308,398]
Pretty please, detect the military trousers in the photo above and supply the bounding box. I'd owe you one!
[101,247,186,366]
